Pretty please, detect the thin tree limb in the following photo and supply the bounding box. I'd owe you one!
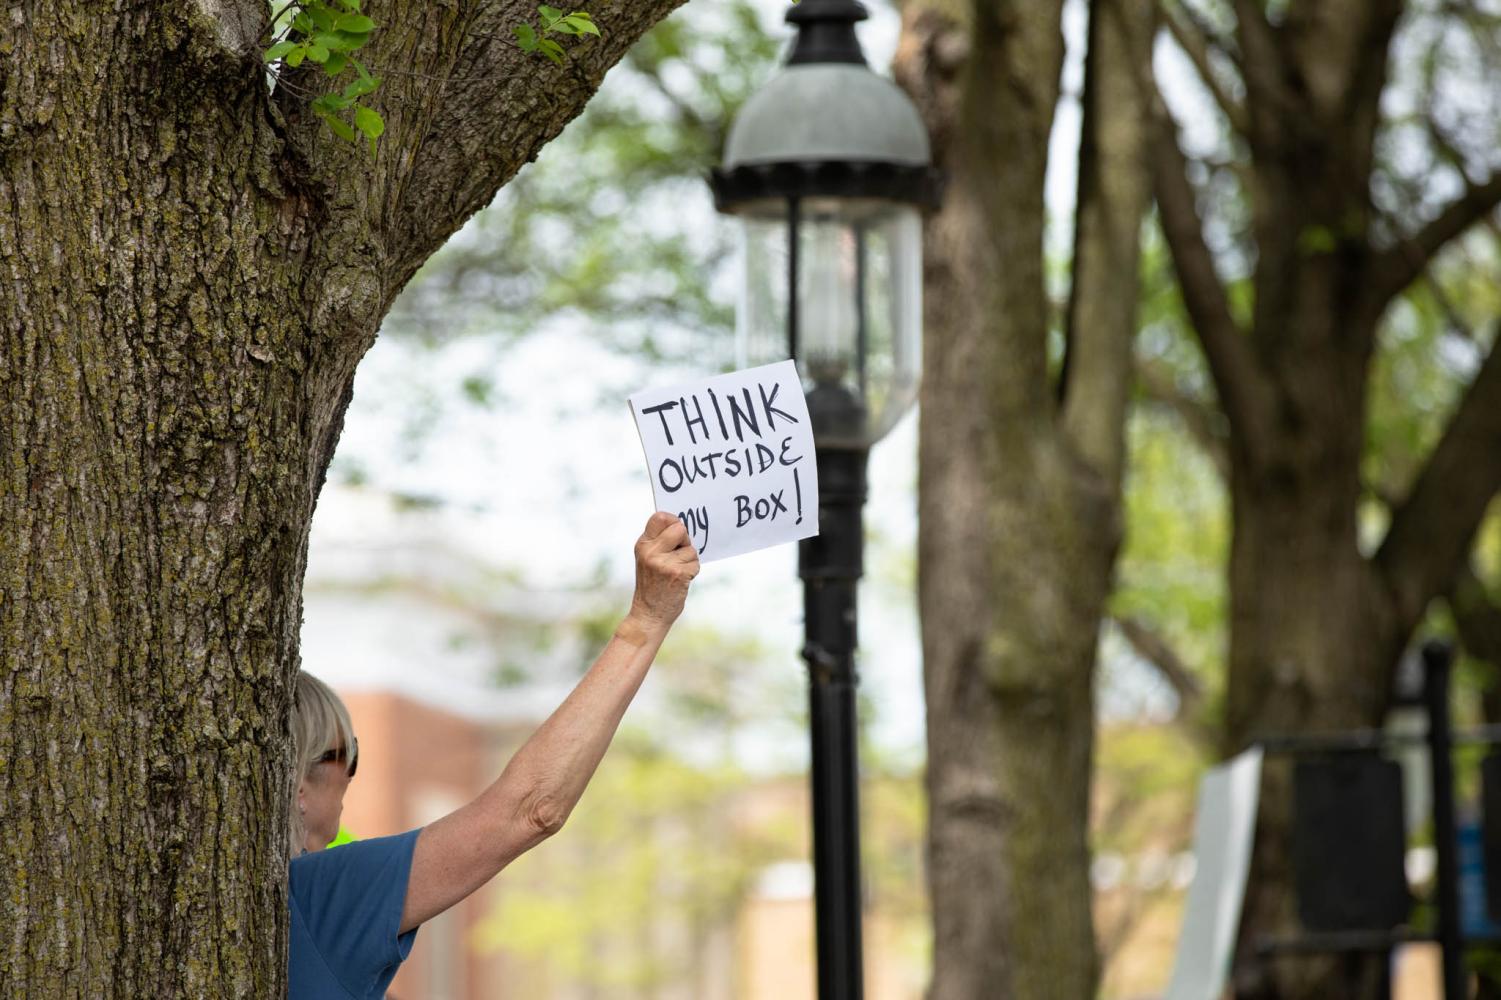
[1159,2,1248,134]
[1135,358,1231,479]
[1176,0,1238,60]
[1114,614,1205,714]
[1375,331,1501,633]
[1059,0,1155,488]
[1424,271,1479,343]
[1230,0,1284,132]
[1366,170,1501,314]
[1151,107,1275,465]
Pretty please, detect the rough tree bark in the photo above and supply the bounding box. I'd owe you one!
[1152,2,1501,996]
[893,0,1154,995]
[0,0,682,993]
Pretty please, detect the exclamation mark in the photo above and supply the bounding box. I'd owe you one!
[794,466,804,524]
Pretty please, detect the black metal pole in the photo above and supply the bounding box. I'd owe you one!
[799,443,868,1000]
[1424,639,1465,999]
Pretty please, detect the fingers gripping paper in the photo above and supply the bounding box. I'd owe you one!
[630,361,820,562]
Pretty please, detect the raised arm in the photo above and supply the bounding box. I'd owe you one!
[399,512,699,932]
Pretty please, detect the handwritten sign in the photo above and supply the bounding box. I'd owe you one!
[629,360,819,562]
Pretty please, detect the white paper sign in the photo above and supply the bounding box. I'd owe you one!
[629,360,819,562]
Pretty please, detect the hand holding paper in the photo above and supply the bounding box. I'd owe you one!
[628,512,700,631]
[629,360,820,562]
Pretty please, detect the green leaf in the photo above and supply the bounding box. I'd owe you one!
[1297,225,1338,255]
[538,37,565,64]
[311,93,354,114]
[306,42,330,63]
[461,375,494,405]
[314,31,353,51]
[514,23,538,50]
[307,3,336,31]
[334,29,371,49]
[263,40,298,61]
[354,105,384,140]
[342,74,379,98]
[561,12,600,36]
[335,13,375,32]
[338,0,360,10]
[538,4,563,27]
[324,51,347,75]
[286,46,306,68]
[322,113,356,143]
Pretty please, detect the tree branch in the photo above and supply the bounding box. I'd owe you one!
[1176,0,1238,59]
[1115,615,1205,714]
[1375,330,1501,633]
[1111,616,1217,751]
[1135,357,1230,479]
[1151,106,1275,465]
[397,1,687,277]
[1159,2,1248,134]
[1230,0,1284,132]
[1423,270,1480,343]
[281,0,687,295]
[1059,0,1155,488]
[1366,169,1501,315]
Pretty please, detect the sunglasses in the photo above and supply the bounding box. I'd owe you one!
[317,739,358,778]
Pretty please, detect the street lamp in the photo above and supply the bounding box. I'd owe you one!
[709,3,940,997]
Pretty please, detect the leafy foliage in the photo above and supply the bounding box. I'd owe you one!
[263,0,385,152]
[262,2,604,150]
[514,5,601,65]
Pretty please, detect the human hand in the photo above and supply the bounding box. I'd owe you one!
[626,512,699,635]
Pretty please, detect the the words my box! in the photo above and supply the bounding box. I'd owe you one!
[629,360,820,562]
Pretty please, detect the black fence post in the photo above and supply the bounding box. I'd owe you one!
[1425,639,1466,999]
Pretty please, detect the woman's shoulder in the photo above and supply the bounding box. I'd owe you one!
[291,829,422,893]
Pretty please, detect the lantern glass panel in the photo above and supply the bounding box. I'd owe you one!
[736,197,922,448]
[738,206,790,383]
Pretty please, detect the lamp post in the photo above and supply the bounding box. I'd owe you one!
[709,4,939,997]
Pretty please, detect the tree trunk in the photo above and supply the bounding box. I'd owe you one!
[1222,338,1392,750]
[1221,382,1401,999]
[0,0,681,992]
[895,0,1153,994]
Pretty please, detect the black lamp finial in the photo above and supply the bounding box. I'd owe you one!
[785,0,869,66]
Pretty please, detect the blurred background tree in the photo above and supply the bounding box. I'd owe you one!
[1146,1,1501,995]
[892,1,1156,996]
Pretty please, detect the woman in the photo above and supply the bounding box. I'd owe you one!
[288,512,699,999]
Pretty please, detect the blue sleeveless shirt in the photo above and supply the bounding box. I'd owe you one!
[288,829,421,999]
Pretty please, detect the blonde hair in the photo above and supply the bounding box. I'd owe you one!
[290,671,359,855]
